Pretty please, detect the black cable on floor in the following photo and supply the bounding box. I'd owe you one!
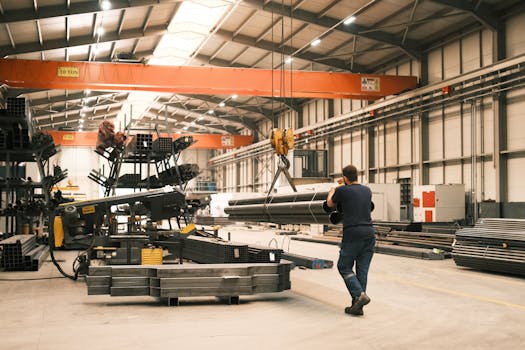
[0,277,66,281]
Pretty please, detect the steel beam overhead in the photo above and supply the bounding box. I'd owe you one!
[0,59,418,99]
[242,0,422,60]
[27,91,122,108]
[214,29,368,72]
[0,0,182,25]
[180,94,273,118]
[430,0,501,31]
[0,24,168,57]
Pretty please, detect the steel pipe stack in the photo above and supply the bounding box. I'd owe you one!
[453,218,525,276]
[0,235,49,271]
[225,191,333,224]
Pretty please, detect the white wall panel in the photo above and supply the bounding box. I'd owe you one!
[482,99,494,153]
[376,125,384,168]
[506,11,525,58]
[398,169,412,179]
[351,130,362,169]
[397,61,411,76]
[462,32,481,73]
[444,164,462,184]
[428,110,443,160]
[462,163,472,191]
[462,104,472,157]
[398,119,411,164]
[507,158,525,201]
[342,99,351,114]
[429,166,443,184]
[352,100,364,111]
[411,60,421,79]
[333,135,342,173]
[385,122,397,166]
[507,87,525,150]
[342,132,351,167]
[385,170,398,183]
[308,102,316,125]
[444,104,461,158]
[444,41,460,79]
[481,29,493,66]
[483,160,496,201]
[428,49,442,83]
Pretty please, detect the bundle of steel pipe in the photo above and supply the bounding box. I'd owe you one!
[86,263,293,303]
[0,235,46,271]
[225,191,334,224]
[452,218,525,276]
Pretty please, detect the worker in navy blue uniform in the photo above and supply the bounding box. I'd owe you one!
[327,164,375,316]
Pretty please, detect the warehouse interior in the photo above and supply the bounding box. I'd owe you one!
[0,0,524,349]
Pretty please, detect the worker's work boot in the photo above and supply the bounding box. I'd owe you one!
[345,292,370,316]
[345,298,364,316]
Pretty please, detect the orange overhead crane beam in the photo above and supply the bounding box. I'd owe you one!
[47,131,253,149]
[0,59,418,100]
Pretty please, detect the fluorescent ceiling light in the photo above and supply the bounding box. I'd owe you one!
[97,27,105,36]
[199,116,205,120]
[191,121,196,125]
[85,89,91,95]
[285,56,293,64]
[208,110,214,114]
[219,102,225,107]
[311,38,321,47]
[101,1,111,11]
[344,16,356,25]
[231,94,238,99]
[183,126,189,130]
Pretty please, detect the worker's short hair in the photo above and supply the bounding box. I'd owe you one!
[342,165,358,182]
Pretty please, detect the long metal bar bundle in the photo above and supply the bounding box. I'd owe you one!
[452,219,525,276]
[183,236,249,264]
[281,252,333,269]
[86,263,292,302]
[225,191,332,224]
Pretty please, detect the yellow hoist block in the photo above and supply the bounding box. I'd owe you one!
[270,128,294,156]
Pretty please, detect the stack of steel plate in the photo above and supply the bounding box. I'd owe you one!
[86,263,292,302]
[453,218,525,276]
[182,236,249,263]
[225,191,331,224]
[247,244,283,263]
[0,235,49,271]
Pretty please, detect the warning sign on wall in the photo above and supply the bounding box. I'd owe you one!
[361,77,380,92]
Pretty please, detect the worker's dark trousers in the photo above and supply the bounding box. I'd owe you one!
[337,237,375,299]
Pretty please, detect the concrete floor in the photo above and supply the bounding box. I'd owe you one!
[1,225,524,350]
